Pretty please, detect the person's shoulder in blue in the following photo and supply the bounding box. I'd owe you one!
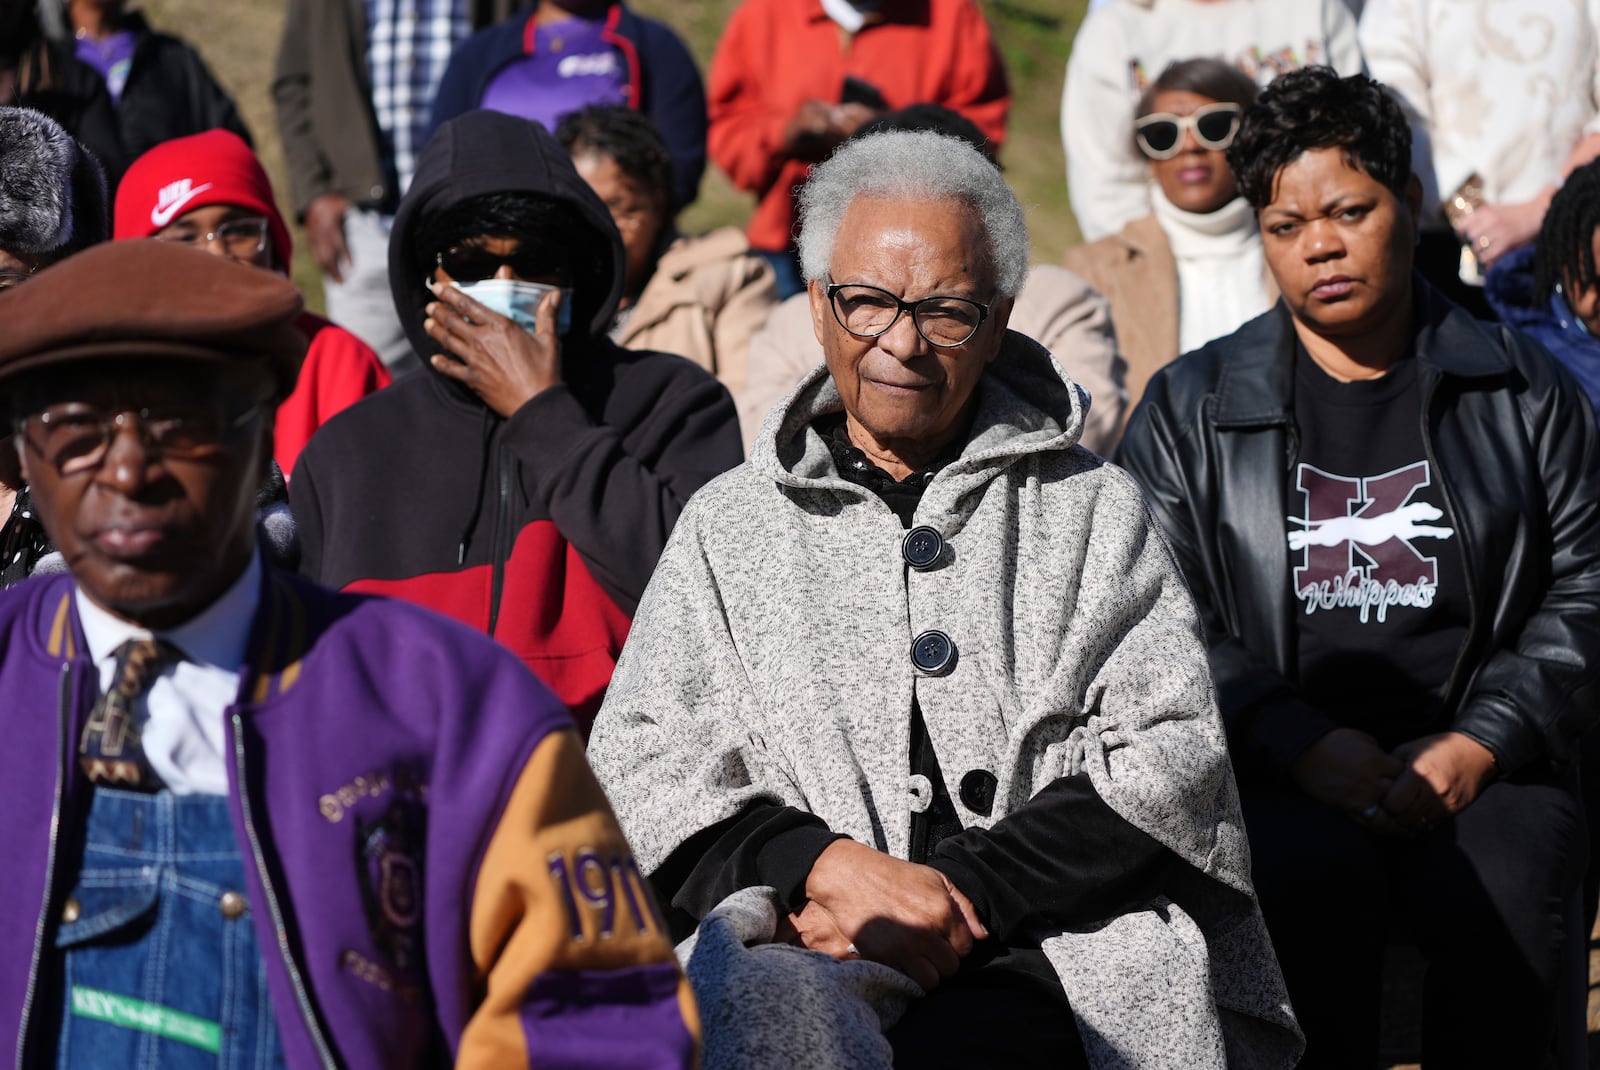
[1485,162,1600,415]
[429,0,706,210]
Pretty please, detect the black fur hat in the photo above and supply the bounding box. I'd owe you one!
[0,107,108,258]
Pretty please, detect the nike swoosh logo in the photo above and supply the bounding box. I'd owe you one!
[149,183,214,227]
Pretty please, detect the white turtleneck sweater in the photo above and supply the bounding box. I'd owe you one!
[1152,188,1272,354]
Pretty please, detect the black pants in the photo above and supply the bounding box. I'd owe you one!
[1239,773,1584,1069]
[885,944,1087,1069]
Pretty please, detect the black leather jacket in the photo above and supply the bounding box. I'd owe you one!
[1117,282,1600,782]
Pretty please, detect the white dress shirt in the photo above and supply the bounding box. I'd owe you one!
[75,553,261,796]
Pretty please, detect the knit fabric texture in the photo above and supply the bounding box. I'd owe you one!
[590,330,1304,1068]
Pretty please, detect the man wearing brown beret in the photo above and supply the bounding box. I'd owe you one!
[0,240,698,1066]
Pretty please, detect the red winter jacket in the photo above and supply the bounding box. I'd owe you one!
[708,0,1010,252]
[277,312,391,478]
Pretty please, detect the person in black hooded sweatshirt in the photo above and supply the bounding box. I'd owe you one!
[290,109,743,732]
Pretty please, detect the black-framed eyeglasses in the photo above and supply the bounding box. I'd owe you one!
[825,282,991,348]
[1134,102,1243,160]
[16,401,266,476]
[153,217,270,257]
[436,246,567,284]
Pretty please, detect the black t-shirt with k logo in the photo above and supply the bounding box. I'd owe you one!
[1287,344,1470,746]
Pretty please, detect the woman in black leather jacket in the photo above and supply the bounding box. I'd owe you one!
[1119,67,1600,1070]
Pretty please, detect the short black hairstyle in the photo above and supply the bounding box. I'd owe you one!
[856,104,997,164]
[1136,58,1260,119]
[555,105,674,208]
[1535,159,1600,306]
[414,191,610,332]
[1226,66,1412,210]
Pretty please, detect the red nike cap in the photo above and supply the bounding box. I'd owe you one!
[113,130,293,269]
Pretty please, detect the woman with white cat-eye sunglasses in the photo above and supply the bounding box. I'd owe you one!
[1064,61,1272,421]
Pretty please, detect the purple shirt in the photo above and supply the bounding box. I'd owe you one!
[74,30,137,103]
[480,13,629,135]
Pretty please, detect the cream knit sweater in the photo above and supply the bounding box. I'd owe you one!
[1361,0,1600,225]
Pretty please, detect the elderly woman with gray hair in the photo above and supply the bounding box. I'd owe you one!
[588,129,1301,1070]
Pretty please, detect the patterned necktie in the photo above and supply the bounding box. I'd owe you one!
[79,638,181,790]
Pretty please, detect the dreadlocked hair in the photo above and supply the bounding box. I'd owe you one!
[1534,159,1600,306]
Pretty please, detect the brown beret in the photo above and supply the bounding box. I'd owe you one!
[0,240,306,397]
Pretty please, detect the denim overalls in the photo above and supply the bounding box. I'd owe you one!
[54,788,284,1069]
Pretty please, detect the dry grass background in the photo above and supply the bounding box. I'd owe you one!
[138,0,1089,310]
[127,2,1600,1065]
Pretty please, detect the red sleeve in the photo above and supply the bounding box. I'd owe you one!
[275,315,393,478]
[939,1,1010,149]
[706,2,795,195]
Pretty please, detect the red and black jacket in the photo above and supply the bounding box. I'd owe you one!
[291,111,742,731]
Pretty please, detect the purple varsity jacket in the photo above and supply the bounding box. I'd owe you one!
[0,568,698,1068]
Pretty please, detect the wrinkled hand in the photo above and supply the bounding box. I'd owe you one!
[1456,195,1549,268]
[780,900,852,954]
[1291,727,1404,830]
[304,193,352,281]
[802,840,987,990]
[1378,732,1497,835]
[424,280,561,418]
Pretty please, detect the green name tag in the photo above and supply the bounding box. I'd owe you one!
[70,986,222,1054]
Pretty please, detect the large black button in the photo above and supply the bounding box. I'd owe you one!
[959,769,998,816]
[910,630,956,675]
[902,526,943,570]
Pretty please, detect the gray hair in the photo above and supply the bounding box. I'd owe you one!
[797,130,1029,298]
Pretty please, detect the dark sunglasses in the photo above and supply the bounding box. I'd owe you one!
[1134,103,1242,160]
[435,246,566,284]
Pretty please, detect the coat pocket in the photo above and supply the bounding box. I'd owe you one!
[56,869,161,947]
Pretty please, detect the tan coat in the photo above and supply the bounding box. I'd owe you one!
[1064,214,1278,424]
[738,264,1129,455]
[614,227,779,400]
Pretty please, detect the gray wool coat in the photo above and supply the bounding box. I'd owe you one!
[588,331,1303,1069]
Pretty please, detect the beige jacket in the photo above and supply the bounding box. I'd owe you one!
[1064,214,1277,426]
[614,227,779,400]
[738,263,1129,455]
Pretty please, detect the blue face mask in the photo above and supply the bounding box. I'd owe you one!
[446,278,573,335]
